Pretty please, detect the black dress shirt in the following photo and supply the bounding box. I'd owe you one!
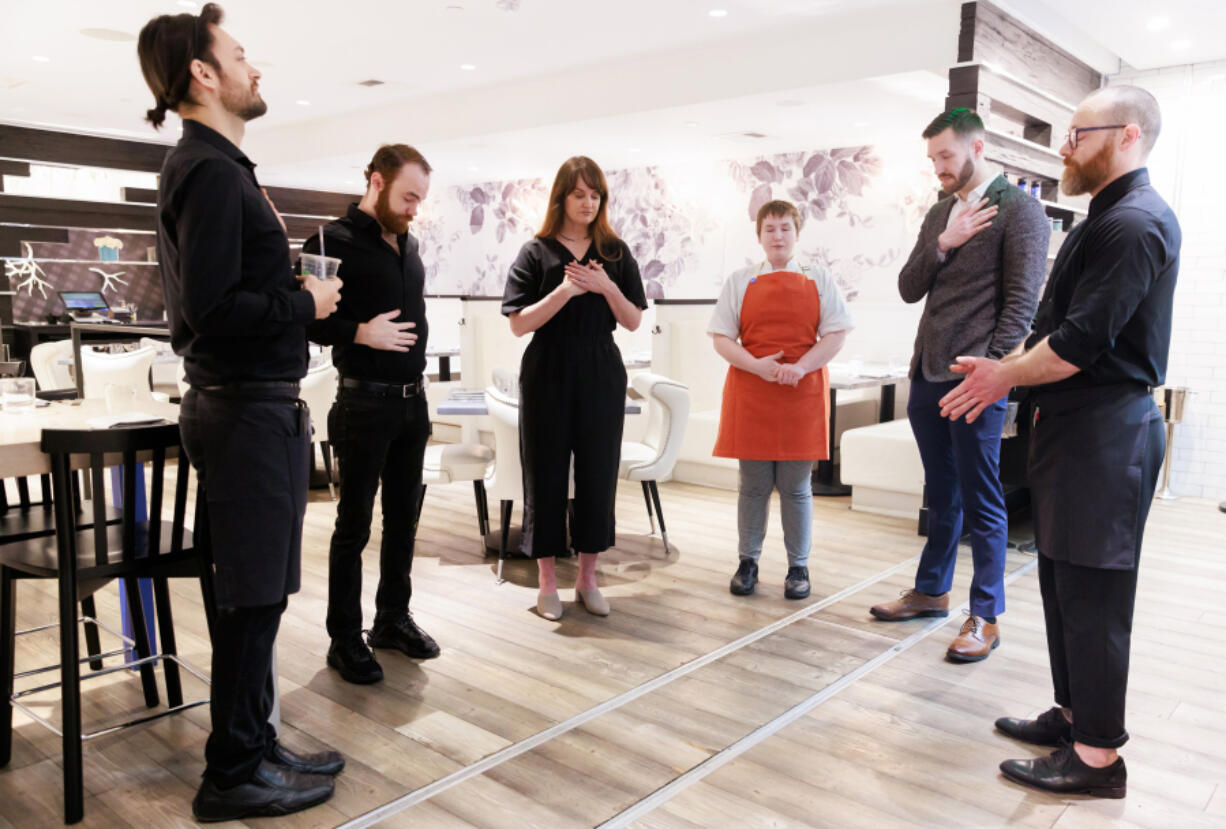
[305,205,428,382]
[155,120,314,386]
[501,237,648,334]
[1029,168,1181,391]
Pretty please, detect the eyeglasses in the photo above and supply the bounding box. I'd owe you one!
[1065,125,1126,150]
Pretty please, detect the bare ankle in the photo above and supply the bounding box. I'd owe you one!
[1073,742,1118,768]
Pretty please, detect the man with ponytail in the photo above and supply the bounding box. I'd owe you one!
[138,4,343,821]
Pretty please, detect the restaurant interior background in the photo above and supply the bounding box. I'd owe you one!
[2,0,1224,491]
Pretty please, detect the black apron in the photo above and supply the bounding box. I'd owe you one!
[1028,383,1165,570]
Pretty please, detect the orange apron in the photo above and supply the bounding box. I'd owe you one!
[712,270,830,460]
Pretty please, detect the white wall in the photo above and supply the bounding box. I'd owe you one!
[1110,61,1226,498]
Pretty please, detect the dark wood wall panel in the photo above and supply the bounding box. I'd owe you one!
[263,186,356,219]
[0,125,171,173]
[0,194,155,233]
[121,187,158,204]
[0,226,70,257]
[959,1,1101,106]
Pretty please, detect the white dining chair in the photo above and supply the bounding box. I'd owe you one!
[29,339,75,391]
[484,383,523,583]
[417,443,495,536]
[79,346,157,402]
[298,362,339,499]
[619,372,690,554]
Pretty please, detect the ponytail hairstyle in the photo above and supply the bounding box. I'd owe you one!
[136,3,224,129]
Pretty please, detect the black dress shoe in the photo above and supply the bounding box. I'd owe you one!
[1000,742,1126,798]
[327,636,384,684]
[784,566,810,600]
[730,558,758,596]
[267,741,345,776]
[192,759,334,822]
[370,612,440,659]
[996,706,1073,746]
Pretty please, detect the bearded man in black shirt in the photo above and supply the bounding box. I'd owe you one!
[939,85,1180,799]
[304,145,440,685]
[139,4,344,821]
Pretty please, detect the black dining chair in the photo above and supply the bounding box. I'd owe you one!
[0,422,216,824]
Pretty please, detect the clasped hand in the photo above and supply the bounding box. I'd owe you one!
[562,261,614,296]
[753,351,806,386]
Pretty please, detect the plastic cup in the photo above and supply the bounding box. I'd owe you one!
[299,253,342,281]
[0,377,35,413]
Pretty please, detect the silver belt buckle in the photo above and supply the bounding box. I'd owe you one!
[402,383,414,398]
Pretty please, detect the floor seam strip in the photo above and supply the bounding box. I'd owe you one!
[335,552,923,828]
[595,556,1040,828]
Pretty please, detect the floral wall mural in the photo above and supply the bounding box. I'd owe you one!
[412,142,936,304]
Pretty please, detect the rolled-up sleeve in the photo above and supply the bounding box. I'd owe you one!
[1047,209,1166,369]
[813,266,854,336]
[707,270,744,339]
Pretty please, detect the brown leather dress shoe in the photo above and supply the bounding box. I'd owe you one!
[946,614,1000,662]
[869,588,949,621]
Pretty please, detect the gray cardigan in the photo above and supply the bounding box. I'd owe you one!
[899,174,1050,382]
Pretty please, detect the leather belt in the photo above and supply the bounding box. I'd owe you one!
[194,380,300,392]
[340,376,423,398]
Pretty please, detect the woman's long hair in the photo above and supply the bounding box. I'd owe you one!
[536,156,622,261]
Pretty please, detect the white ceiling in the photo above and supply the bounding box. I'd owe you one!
[2,0,1225,191]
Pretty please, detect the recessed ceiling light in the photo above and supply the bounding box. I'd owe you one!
[468,165,479,172]
[1146,17,1170,32]
[709,9,728,18]
[32,55,51,63]
[854,121,870,127]
[446,3,464,9]
[684,120,700,127]
[460,63,476,70]
[358,78,385,87]
[177,0,198,7]
[628,147,641,153]
[776,99,804,108]
[1171,39,1191,51]
[296,99,311,106]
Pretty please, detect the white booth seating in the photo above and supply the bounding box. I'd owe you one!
[650,301,886,491]
[840,418,924,518]
[423,295,465,441]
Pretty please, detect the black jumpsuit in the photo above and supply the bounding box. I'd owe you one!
[501,237,647,558]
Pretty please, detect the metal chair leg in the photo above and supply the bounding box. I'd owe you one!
[648,481,669,554]
[497,500,512,584]
[640,481,657,535]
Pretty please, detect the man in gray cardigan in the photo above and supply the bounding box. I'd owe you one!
[869,108,1049,662]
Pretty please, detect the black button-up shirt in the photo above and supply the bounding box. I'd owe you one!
[155,120,314,386]
[1028,168,1181,391]
[304,204,428,382]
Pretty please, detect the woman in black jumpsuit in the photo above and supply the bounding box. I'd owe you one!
[502,156,647,621]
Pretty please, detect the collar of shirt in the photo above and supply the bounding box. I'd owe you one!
[344,202,408,251]
[1088,168,1150,220]
[181,118,255,172]
[757,257,804,275]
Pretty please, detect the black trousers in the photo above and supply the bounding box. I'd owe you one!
[1039,553,1139,749]
[518,335,626,557]
[204,599,284,786]
[325,388,430,640]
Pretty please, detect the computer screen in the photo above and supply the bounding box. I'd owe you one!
[58,291,110,312]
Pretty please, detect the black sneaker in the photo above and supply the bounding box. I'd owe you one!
[730,558,758,596]
[326,636,383,685]
[369,613,440,660]
[784,566,810,600]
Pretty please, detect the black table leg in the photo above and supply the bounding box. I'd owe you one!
[438,355,451,382]
[812,387,851,496]
[880,383,896,421]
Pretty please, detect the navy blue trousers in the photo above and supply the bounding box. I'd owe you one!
[907,375,1008,618]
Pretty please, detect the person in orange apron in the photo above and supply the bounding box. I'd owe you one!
[709,200,853,599]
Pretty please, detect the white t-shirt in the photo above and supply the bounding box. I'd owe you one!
[707,258,854,341]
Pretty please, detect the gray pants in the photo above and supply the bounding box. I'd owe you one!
[737,460,813,567]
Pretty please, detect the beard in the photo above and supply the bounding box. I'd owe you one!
[219,70,267,122]
[375,185,411,236]
[940,157,975,194]
[1061,141,1114,196]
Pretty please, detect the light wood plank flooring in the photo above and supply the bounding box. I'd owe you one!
[1,464,1222,827]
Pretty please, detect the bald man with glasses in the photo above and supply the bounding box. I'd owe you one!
[939,85,1181,799]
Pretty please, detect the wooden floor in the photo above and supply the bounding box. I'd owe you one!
[1,464,1224,828]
